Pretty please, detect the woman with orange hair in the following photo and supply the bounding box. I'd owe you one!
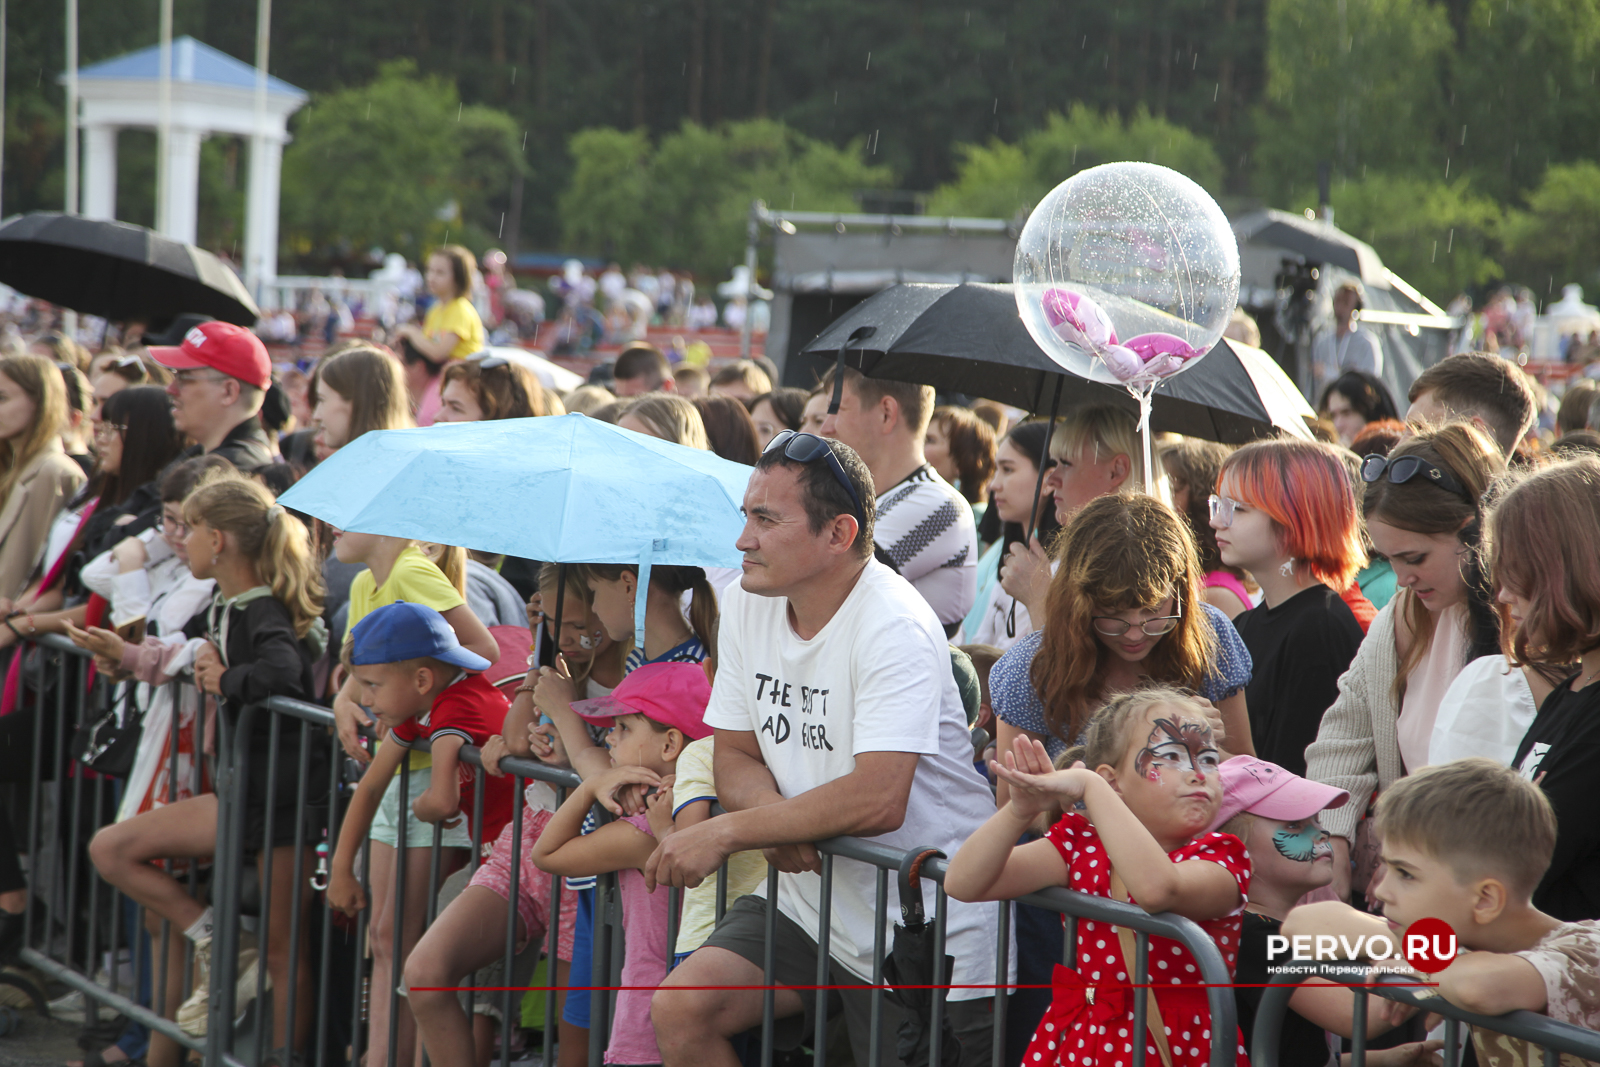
[1211,440,1367,776]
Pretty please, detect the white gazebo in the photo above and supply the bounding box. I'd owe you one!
[67,36,308,293]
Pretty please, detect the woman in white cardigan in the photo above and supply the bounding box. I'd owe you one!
[1304,422,1505,902]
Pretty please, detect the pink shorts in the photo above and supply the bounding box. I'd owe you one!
[469,806,578,960]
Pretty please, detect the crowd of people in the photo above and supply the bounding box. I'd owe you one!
[0,254,1598,1067]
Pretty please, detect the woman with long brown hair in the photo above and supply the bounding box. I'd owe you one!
[1490,457,1600,920]
[1305,421,1505,903]
[0,354,85,603]
[989,491,1254,798]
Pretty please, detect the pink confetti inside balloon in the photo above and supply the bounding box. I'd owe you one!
[1014,162,1240,392]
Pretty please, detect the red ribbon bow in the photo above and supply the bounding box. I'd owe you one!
[1022,964,1134,1066]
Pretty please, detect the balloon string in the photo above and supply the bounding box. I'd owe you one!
[1135,387,1155,494]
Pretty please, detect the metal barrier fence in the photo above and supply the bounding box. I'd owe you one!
[15,632,1245,1067]
[1251,961,1600,1067]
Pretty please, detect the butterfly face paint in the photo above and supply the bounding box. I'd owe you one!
[1132,718,1220,782]
[1271,816,1331,863]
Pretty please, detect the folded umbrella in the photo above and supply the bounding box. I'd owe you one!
[0,212,258,327]
[278,414,755,638]
[801,282,1313,443]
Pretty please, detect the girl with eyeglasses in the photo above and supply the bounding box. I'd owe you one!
[1304,421,1505,906]
[989,492,1254,798]
[1209,440,1366,777]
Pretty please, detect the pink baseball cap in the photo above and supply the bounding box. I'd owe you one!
[1207,756,1350,833]
[570,661,712,740]
[150,321,272,389]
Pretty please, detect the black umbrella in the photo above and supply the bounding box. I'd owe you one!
[0,212,259,328]
[881,847,960,1067]
[800,281,1314,443]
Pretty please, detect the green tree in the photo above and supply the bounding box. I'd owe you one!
[1297,174,1502,304]
[1499,163,1600,293]
[280,61,525,262]
[559,119,891,278]
[1253,0,1454,206]
[926,105,1224,219]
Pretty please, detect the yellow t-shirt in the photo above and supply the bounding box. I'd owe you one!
[422,296,486,360]
[671,737,769,954]
[349,545,466,770]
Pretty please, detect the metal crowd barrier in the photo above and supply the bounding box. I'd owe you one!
[14,633,1245,1067]
[1251,960,1600,1067]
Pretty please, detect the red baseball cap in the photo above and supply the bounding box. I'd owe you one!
[150,322,272,389]
[1207,756,1350,833]
[570,662,712,740]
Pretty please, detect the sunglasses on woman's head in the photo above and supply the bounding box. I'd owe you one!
[762,430,867,530]
[1360,453,1471,500]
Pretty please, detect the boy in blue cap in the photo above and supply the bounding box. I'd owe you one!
[328,601,514,916]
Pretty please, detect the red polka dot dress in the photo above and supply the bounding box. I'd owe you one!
[1022,812,1252,1067]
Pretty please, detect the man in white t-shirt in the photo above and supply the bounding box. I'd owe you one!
[648,432,1004,1067]
[820,366,977,630]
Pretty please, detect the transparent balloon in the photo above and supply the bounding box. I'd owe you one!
[1013,162,1240,391]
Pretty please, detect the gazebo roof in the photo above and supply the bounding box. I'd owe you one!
[76,36,305,100]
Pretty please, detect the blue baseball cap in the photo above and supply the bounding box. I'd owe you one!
[349,601,492,671]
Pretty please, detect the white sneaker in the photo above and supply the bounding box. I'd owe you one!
[175,937,212,1036]
[176,934,270,1036]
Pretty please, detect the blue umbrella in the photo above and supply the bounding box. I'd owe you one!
[279,413,753,639]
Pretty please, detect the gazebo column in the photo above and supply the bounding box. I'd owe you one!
[159,126,203,245]
[82,124,118,220]
[243,133,284,295]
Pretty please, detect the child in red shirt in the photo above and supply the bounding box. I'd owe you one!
[329,602,514,915]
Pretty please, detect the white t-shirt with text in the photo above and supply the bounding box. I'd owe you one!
[703,560,1004,998]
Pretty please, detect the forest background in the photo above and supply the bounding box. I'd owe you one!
[5,0,1600,304]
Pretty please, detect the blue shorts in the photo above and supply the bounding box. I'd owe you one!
[561,888,595,1029]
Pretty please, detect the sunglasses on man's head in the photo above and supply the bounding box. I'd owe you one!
[762,430,867,530]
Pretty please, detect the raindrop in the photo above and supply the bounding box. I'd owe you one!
[366,103,371,119]
[499,213,505,238]
[1192,54,1197,69]
[1082,35,1088,49]
[1431,241,1437,263]
[456,103,463,122]
[522,131,528,151]
[511,66,517,84]
[1460,125,1467,146]
[1447,229,1454,253]
[1214,83,1219,102]
[865,52,871,70]
[993,98,999,114]
[833,91,838,104]
[1444,157,1450,178]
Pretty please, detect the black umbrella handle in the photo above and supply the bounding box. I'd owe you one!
[828,326,877,415]
[898,847,946,926]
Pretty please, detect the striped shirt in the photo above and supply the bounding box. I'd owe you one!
[873,464,978,626]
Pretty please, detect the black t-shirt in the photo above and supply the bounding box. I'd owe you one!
[1236,912,1336,1067]
[1512,677,1600,921]
[1234,584,1364,776]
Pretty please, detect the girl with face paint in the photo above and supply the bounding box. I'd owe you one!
[947,687,1252,1067]
[1203,757,1431,1066]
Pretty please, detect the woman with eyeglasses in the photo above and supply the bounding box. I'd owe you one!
[0,386,186,657]
[1209,440,1366,777]
[989,491,1254,796]
[1304,421,1505,905]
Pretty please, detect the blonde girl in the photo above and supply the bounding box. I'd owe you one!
[90,473,325,1065]
[618,393,711,450]
[947,687,1250,1067]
